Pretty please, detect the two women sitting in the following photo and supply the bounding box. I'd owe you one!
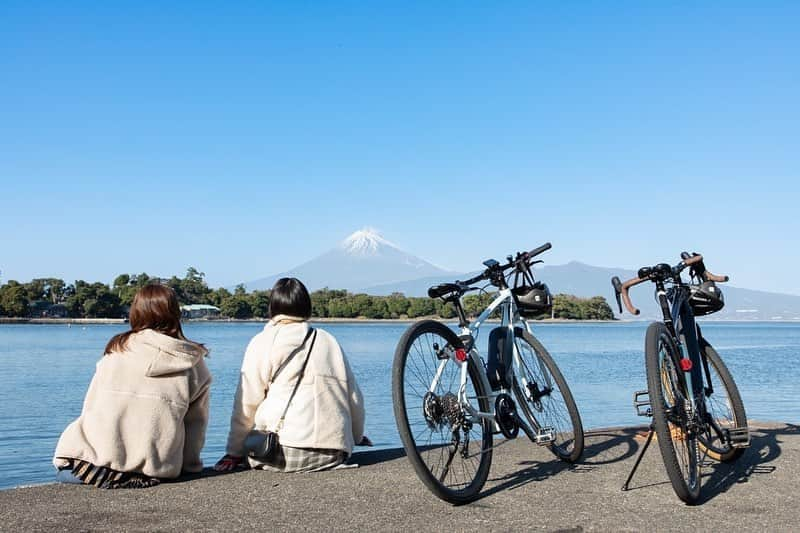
[53,278,365,487]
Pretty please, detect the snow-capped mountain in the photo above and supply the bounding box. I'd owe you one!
[242,228,452,292]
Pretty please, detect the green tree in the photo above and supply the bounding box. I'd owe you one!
[209,287,231,307]
[327,297,356,318]
[364,297,389,319]
[386,293,410,318]
[180,267,212,304]
[407,297,435,318]
[23,279,47,302]
[0,281,30,317]
[310,288,349,317]
[44,278,66,303]
[249,291,270,318]
[112,273,155,306]
[23,278,66,304]
[584,296,614,320]
[550,294,614,320]
[219,294,253,319]
[65,281,122,318]
[434,299,457,319]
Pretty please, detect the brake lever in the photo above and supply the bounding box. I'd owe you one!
[611,276,624,314]
[684,251,704,280]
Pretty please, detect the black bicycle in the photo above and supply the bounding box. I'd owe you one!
[393,243,584,504]
[612,252,749,504]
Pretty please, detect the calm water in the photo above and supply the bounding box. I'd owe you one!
[1,321,798,490]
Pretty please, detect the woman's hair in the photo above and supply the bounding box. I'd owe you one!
[104,284,190,354]
[269,277,312,320]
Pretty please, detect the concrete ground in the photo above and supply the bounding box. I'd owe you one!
[0,422,797,532]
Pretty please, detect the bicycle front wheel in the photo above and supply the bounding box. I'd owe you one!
[511,328,584,462]
[697,339,747,463]
[645,322,701,504]
[392,320,493,504]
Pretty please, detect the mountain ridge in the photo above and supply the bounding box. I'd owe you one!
[239,230,800,321]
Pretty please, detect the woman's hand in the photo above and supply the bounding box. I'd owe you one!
[214,454,245,472]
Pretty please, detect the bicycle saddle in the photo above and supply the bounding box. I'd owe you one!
[428,283,462,299]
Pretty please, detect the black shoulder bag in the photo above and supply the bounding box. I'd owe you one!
[244,327,318,461]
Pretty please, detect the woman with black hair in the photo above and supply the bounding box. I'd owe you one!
[215,278,366,472]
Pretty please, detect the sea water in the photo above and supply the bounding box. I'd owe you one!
[0,321,798,490]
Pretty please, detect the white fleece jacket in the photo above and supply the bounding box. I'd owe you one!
[53,329,211,478]
[225,318,365,457]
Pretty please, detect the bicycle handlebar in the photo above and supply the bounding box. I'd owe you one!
[618,277,646,315]
[459,271,487,287]
[680,252,730,282]
[528,242,552,258]
[451,242,552,291]
[611,252,729,316]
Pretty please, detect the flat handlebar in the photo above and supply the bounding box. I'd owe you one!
[528,242,552,258]
[448,242,552,292]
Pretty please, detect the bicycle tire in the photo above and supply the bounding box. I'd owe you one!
[697,339,747,463]
[511,328,584,462]
[392,320,493,504]
[645,322,701,504]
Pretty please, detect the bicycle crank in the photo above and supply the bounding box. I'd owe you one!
[494,393,520,439]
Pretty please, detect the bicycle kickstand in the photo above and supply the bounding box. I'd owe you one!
[621,422,656,491]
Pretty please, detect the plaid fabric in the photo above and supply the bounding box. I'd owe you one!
[64,459,160,489]
[249,445,347,473]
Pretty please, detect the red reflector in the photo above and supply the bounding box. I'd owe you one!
[679,358,693,371]
[455,348,468,362]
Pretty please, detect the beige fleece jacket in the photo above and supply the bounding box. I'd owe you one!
[225,318,365,457]
[53,329,211,478]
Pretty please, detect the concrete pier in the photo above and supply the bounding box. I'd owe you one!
[1,422,797,531]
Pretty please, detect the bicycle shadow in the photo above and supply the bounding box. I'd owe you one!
[696,423,795,504]
[472,426,644,503]
[581,426,648,466]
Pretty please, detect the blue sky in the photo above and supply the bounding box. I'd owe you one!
[1,2,798,294]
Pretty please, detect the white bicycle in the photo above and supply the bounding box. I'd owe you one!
[392,243,584,504]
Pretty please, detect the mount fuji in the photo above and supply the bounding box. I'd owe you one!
[242,229,453,292]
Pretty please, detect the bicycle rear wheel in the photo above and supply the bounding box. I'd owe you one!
[645,322,700,504]
[697,339,747,463]
[392,320,493,504]
[511,328,584,462]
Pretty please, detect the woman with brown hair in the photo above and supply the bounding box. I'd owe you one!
[53,284,211,488]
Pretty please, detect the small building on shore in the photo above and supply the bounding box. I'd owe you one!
[180,304,221,319]
[27,301,69,318]
[45,304,69,318]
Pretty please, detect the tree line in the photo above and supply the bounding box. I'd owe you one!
[0,267,615,320]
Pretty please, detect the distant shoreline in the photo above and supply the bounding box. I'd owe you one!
[2,317,799,326]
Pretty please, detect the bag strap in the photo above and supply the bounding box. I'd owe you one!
[269,327,315,385]
[275,328,318,433]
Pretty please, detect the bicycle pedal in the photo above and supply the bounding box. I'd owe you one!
[534,427,555,445]
[632,390,652,417]
[725,426,751,448]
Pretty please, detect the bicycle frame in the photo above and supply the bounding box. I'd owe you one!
[427,287,548,425]
[656,281,723,438]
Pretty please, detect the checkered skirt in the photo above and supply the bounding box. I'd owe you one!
[248,445,347,473]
